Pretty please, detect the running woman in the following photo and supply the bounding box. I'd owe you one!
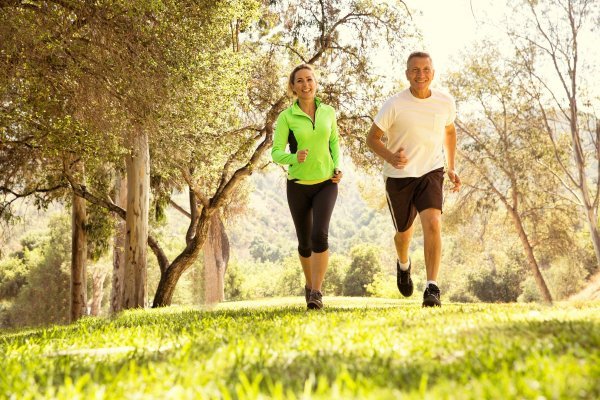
[271,64,343,310]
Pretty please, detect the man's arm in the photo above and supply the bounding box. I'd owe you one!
[444,123,461,192]
[366,123,407,169]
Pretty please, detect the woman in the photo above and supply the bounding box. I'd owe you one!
[271,64,343,310]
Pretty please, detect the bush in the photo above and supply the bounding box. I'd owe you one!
[322,253,349,296]
[545,257,588,300]
[224,260,247,301]
[5,215,71,328]
[366,272,401,299]
[277,255,304,297]
[343,244,382,296]
[466,252,524,302]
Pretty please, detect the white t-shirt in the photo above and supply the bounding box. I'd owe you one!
[374,88,456,178]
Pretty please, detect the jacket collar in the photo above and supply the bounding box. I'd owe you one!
[291,97,321,115]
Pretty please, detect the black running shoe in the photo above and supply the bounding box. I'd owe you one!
[304,286,311,304]
[396,260,414,297]
[307,290,323,310]
[422,284,441,307]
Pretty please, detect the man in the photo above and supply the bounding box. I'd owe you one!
[366,51,461,307]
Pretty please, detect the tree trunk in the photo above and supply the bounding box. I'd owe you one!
[70,185,88,322]
[110,171,127,313]
[203,214,230,304]
[507,207,553,303]
[151,95,287,308]
[122,130,150,309]
[89,263,108,316]
[153,208,212,307]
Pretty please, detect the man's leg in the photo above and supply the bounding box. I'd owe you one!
[394,224,415,264]
[419,208,442,281]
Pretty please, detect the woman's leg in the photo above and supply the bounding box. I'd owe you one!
[286,181,313,290]
[310,181,338,291]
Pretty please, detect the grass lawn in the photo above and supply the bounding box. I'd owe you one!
[1,297,599,399]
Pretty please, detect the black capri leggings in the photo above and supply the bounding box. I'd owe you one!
[286,179,338,258]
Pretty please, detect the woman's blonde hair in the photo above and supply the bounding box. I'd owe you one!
[288,64,316,97]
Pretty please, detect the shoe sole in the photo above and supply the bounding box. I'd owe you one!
[422,298,441,307]
[307,302,323,310]
[398,285,413,297]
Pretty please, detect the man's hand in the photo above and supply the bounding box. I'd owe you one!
[297,149,309,163]
[448,170,461,192]
[388,148,408,169]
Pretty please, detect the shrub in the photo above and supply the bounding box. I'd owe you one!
[343,244,382,296]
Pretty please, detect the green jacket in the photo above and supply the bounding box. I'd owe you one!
[271,98,340,181]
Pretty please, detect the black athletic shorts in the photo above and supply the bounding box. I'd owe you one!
[385,167,444,233]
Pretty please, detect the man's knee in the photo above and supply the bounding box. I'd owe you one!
[421,210,442,235]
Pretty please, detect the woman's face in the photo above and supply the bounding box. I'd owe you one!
[292,68,317,100]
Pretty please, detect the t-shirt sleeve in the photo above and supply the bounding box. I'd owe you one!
[271,112,297,165]
[446,96,457,125]
[373,98,395,132]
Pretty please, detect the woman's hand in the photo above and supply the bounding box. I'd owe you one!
[297,149,309,163]
[331,169,343,183]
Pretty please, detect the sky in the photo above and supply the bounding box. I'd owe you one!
[368,0,513,91]
[402,0,509,77]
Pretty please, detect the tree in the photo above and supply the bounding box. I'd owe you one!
[2,0,416,309]
[149,0,415,306]
[510,0,600,273]
[446,47,567,303]
[343,244,382,296]
[203,214,230,304]
[6,215,71,327]
[70,161,87,321]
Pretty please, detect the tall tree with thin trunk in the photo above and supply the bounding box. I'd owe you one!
[510,0,600,274]
[122,131,150,308]
[110,172,127,313]
[70,161,88,320]
[446,48,562,303]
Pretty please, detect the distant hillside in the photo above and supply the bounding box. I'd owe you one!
[1,166,400,267]
[227,166,398,263]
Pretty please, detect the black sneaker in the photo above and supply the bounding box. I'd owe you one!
[396,260,414,297]
[422,284,441,307]
[304,286,311,304]
[307,290,323,310]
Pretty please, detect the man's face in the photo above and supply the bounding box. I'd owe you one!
[405,56,434,93]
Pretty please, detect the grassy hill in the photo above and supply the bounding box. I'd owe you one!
[1,298,599,399]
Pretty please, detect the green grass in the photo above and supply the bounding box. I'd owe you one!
[1,297,599,399]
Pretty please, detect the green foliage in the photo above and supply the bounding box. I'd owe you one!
[85,203,114,262]
[322,253,350,296]
[343,244,383,296]
[465,252,525,303]
[222,259,284,300]
[544,257,588,300]
[249,236,287,263]
[5,215,72,328]
[0,299,598,398]
[277,255,304,297]
[0,257,29,301]
[224,261,246,301]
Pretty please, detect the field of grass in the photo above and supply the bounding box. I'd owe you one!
[1,297,599,399]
